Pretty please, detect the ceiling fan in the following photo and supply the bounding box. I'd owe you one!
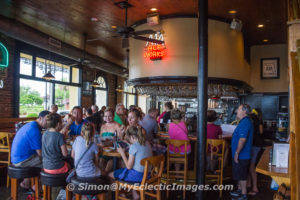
[69,33,91,67]
[87,0,164,48]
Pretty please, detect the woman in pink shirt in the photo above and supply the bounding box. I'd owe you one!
[168,109,191,154]
[207,110,222,139]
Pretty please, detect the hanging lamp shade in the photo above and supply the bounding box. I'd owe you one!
[42,71,55,80]
[90,79,99,88]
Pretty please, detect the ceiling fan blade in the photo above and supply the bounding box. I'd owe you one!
[69,63,79,67]
[122,38,129,48]
[133,30,156,35]
[86,38,102,42]
[133,36,164,44]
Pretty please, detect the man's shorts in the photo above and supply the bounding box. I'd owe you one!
[232,159,250,181]
[13,154,42,168]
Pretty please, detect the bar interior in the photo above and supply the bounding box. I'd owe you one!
[0,0,299,199]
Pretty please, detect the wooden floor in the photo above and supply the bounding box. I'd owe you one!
[0,173,275,200]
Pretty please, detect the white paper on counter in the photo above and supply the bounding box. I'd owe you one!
[273,143,290,168]
[221,124,237,137]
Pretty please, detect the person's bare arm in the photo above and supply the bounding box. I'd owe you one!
[259,124,263,135]
[60,144,68,157]
[60,116,73,136]
[94,152,99,166]
[234,138,247,163]
[36,149,42,157]
[117,147,134,169]
[71,149,75,159]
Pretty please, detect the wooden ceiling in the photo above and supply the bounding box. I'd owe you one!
[0,0,287,67]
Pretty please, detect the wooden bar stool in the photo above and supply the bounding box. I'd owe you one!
[165,139,190,200]
[8,165,41,200]
[68,175,110,200]
[40,171,70,200]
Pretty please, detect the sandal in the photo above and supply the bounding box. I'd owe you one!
[248,190,258,196]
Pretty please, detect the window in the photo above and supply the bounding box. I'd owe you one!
[123,82,137,109]
[94,76,108,107]
[20,53,32,76]
[17,45,81,117]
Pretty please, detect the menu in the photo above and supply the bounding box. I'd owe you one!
[272,143,290,168]
[221,124,237,137]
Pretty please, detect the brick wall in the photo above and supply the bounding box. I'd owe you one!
[82,66,121,109]
[0,35,15,118]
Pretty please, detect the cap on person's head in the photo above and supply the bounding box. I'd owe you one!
[38,110,50,118]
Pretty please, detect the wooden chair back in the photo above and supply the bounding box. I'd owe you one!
[140,155,165,186]
[165,139,190,158]
[206,139,225,157]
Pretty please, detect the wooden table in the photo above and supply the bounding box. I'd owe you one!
[256,146,290,186]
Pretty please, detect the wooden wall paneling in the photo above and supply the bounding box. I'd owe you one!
[289,51,300,200]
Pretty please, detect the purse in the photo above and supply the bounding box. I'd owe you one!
[66,143,93,183]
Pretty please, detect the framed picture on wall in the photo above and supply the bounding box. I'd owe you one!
[261,57,280,79]
[82,81,92,96]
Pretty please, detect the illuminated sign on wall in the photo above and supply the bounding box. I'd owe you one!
[144,32,165,61]
[0,42,9,68]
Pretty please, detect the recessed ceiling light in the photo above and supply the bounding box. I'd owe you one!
[150,8,158,12]
[257,24,264,28]
[111,25,117,29]
[228,10,237,14]
[90,17,99,22]
[263,39,269,42]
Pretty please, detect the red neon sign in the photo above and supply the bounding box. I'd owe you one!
[144,44,165,60]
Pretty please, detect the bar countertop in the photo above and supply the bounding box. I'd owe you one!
[256,146,289,178]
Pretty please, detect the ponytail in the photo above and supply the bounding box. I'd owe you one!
[81,122,94,147]
[126,126,145,146]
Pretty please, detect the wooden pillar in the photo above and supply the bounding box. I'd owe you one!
[196,0,208,199]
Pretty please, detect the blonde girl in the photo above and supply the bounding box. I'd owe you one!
[71,122,101,178]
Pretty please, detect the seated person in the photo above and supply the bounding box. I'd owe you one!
[61,106,86,137]
[71,122,101,178]
[42,113,69,174]
[11,110,50,189]
[50,104,58,114]
[167,109,191,154]
[207,110,222,139]
[99,108,120,173]
[167,109,191,171]
[139,108,158,142]
[109,126,152,200]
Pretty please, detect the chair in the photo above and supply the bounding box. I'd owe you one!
[40,171,71,200]
[115,155,165,200]
[165,139,189,200]
[205,139,225,198]
[8,165,41,200]
[0,132,12,188]
[68,175,110,200]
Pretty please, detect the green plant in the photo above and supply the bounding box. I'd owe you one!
[26,113,38,118]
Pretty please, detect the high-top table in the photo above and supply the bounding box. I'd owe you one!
[256,146,290,186]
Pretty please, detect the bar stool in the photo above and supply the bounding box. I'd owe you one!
[8,165,41,200]
[40,171,71,200]
[68,175,109,200]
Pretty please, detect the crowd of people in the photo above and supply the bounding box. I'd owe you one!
[10,101,263,200]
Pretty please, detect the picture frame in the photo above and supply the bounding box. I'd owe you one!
[82,81,92,96]
[261,57,280,79]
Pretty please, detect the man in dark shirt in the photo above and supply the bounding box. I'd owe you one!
[230,104,253,200]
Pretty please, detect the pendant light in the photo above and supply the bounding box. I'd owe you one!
[90,70,99,88]
[42,47,55,80]
[42,71,55,80]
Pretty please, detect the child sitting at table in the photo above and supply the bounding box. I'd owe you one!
[99,107,121,173]
[167,109,191,171]
[72,122,101,178]
[42,113,69,174]
[109,126,152,199]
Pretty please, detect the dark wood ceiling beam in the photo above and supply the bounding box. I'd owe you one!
[0,15,127,77]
